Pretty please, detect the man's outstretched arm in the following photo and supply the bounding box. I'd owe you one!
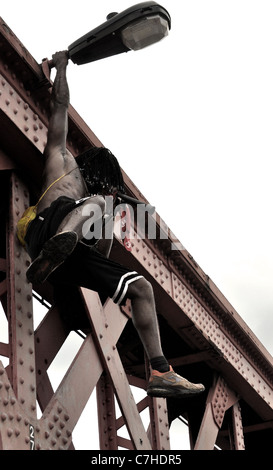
[44,51,70,173]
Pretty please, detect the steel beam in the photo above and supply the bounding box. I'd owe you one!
[232,401,245,450]
[80,289,152,450]
[194,375,240,450]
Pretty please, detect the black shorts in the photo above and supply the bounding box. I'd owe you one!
[25,196,142,306]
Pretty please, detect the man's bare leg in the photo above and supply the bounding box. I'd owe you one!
[56,195,105,238]
[26,196,105,284]
[127,277,206,398]
[127,278,164,360]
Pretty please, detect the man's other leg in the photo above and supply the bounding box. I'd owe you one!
[126,277,165,360]
[126,278,205,398]
[27,196,105,284]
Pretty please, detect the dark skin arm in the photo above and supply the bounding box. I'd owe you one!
[38,51,85,210]
[42,51,71,183]
[45,51,69,159]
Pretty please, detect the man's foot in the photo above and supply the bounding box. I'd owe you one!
[147,366,205,398]
[26,231,78,284]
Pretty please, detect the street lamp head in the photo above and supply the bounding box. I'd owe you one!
[121,14,169,51]
[68,2,171,65]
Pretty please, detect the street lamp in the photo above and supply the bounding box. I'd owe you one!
[68,2,171,65]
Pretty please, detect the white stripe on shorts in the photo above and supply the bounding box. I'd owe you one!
[116,276,143,305]
[112,271,143,305]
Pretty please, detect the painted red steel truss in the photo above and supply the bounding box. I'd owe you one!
[1,18,273,451]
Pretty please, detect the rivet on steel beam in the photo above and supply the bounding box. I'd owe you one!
[7,428,13,437]
[1,413,7,421]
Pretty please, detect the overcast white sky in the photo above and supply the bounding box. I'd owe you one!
[1,0,273,450]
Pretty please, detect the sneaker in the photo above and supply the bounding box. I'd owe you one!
[147,366,205,398]
[26,231,78,284]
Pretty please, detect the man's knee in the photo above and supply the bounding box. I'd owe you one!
[82,195,106,215]
[95,195,106,214]
[127,277,154,300]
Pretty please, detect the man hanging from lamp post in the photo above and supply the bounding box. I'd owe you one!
[17,51,205,399]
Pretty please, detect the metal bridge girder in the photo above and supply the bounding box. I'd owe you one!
[194,375,244,450]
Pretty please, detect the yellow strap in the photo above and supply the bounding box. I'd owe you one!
[35,166,77,208]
